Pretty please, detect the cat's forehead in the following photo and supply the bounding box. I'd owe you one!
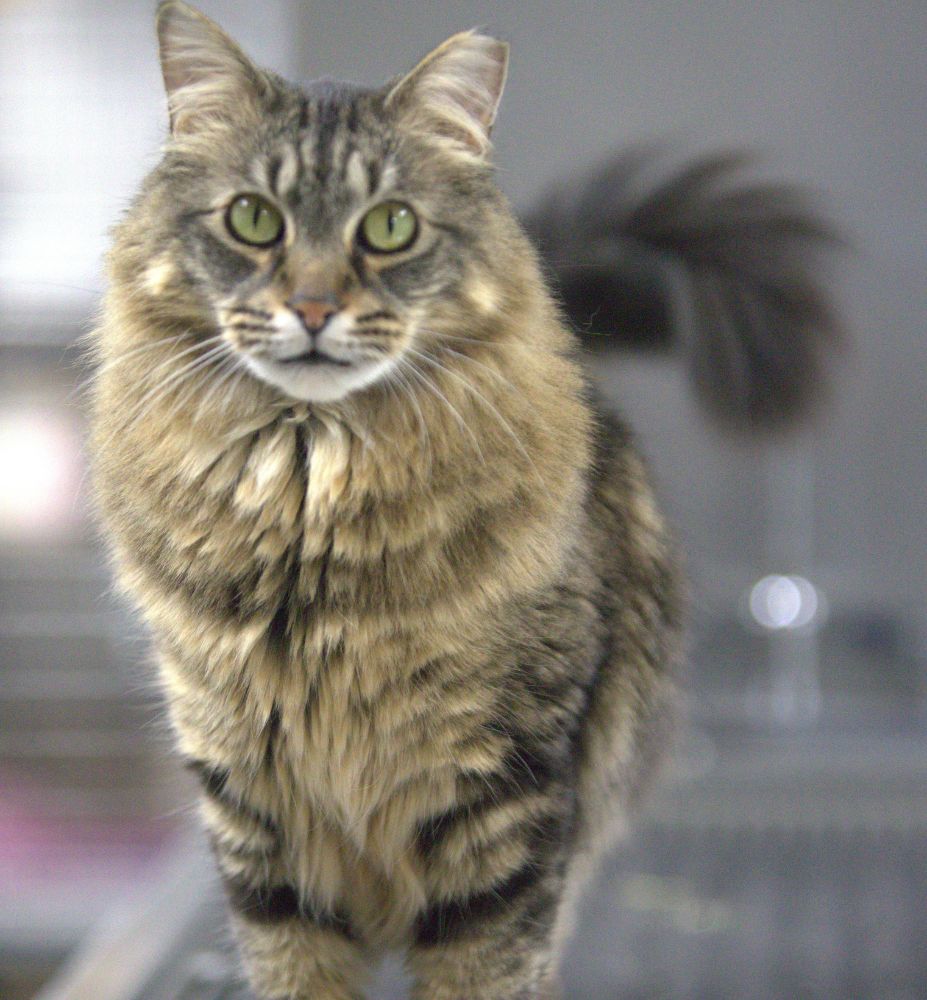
[246,80,398,219]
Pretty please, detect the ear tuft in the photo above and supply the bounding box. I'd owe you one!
[156,0,263,136]
[386,30,509,160]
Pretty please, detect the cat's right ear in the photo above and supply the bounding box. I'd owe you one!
[156,1,265,136]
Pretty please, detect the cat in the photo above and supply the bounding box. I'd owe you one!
[88,2,839,998]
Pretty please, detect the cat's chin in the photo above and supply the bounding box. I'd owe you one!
[243,355,393,404]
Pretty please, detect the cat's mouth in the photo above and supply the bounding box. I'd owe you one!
[242,341,389,403]
[276,349,352,368]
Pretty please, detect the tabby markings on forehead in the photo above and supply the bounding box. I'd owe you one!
[298,134,318,187]
[269,145,301,201]
[246,149,295,204]
[326,129,349,188]
[290,126,397,211]
[344,149,370,202]
[297,130,355,193]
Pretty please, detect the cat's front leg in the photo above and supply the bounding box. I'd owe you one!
[407,868,566,1000]
[231,912,366,1000]
[407,781,574,1000]
[189,759,368,1000]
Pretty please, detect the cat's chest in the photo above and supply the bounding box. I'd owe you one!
[166,623,463,938]
[221,626,465,853]
[153,418,492,877]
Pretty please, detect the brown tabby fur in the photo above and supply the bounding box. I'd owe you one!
[89,4,682,998]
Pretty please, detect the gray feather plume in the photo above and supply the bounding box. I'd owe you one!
[523,148,845,430]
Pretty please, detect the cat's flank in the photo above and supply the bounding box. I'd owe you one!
[89,3,837,998]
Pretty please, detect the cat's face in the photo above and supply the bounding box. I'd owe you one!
[127,2,510,406]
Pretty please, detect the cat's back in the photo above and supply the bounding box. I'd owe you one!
[573,400,683,839]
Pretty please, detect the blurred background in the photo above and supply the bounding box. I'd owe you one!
[1,1,924,997]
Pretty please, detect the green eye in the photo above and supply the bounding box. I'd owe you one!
[359,201,417,253]
[226,194,284,247]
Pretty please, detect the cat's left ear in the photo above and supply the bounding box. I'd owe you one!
[385,30,509,161]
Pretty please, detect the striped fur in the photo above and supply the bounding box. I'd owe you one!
[89,4,682,998]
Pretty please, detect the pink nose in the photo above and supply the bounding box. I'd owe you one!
[289,298,338,332]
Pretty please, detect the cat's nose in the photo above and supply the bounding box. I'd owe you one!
[288,297,338,334]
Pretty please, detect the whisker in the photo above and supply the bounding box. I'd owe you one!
[122,336,227,406]
[431,344,518,394]
[70,334,191,400]
[124,351,226,427]
[91,334,222,427]
[143,345,237,430]
[119,341,231,432]
[98,335,219,385]
[377,376,407,448]
[195,353,244,418]
[398,357,485,464]
[423,331,506,349]
[180,347,239,413]
[406,347,550,500]
[155,355,234,431]
[386,364,430,459]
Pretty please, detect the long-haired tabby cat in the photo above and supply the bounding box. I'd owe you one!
[89,3,839,997]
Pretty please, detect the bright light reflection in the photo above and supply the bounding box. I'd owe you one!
[0,410,81,538]
[749,574,820,630]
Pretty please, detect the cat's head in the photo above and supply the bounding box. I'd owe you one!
[118,0,517,406]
